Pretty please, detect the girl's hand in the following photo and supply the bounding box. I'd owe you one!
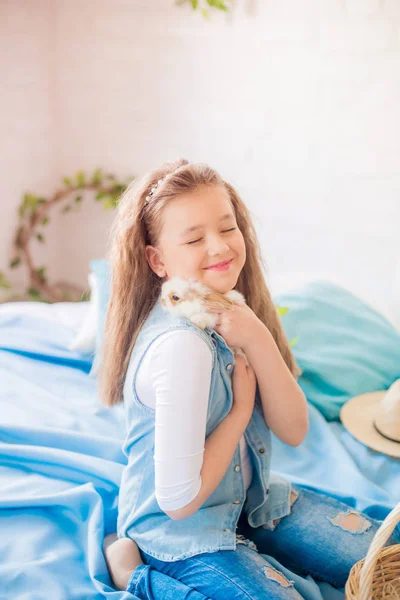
[209,303,264,352]
[231,354,257,421]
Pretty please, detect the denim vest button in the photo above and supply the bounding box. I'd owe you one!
[224,528,232,533]
[226,363,232,371]
[266,488,270,495]
[233,500,241,504]
[234,465,241,472]
[259,448,265,454]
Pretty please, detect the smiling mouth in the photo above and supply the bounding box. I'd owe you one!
[204,259,233,270]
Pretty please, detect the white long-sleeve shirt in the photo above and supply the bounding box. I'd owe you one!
[135,329,253,512]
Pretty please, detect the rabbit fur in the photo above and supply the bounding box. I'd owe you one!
[160,276,249,365]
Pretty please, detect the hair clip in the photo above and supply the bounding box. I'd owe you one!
[144,169,179,204]
[145,178,163,204]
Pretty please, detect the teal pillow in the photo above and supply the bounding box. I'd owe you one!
[273,281,400,421]
[88,258,111,378]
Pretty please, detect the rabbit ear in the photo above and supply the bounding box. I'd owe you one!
[202,291,234,312]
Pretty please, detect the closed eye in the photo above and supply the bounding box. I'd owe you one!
[187,227,237,245]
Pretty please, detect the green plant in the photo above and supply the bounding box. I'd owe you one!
[175,0,231,19]
[1,169,132,303]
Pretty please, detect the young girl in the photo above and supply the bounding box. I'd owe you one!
[101,159,399,600]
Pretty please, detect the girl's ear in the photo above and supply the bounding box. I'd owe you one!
[145,245,166,278]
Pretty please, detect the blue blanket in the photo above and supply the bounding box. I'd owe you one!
[1,305,399,599]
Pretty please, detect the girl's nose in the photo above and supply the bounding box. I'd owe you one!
[208,237,229,255]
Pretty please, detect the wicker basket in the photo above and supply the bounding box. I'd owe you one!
[345,502,400,600]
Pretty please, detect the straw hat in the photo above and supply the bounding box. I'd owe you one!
[340,379,400,458]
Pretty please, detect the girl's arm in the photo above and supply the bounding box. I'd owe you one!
[167,355,256,521]
[243,325,309,447]
[167,405,252,520]
[150,330,213,514]
[148,330,256,521]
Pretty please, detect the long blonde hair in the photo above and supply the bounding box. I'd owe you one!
[99,159,301,407]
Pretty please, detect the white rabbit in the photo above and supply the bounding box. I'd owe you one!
[161,276,249,365]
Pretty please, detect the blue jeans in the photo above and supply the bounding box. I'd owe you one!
[126,485,400,600]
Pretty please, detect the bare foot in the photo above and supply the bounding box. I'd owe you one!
[103,533,144,591]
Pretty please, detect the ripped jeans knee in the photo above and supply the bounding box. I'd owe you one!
[249,487,390,589]
[264,489,376,540]
[262,565,295,589]
[327,509,373,535]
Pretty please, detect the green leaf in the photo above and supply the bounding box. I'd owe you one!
[289,336,299,348]
[62,205,72,214]
[80,289,91,302]
[91,168,103,185]
[176,0,230,14]
[0,271,11,289]
[102,197,115,211]
[276,305,289,317]
[206,0,225,8]
[208,0,229,8]
[27,287,41,299]
[9,257,21,269]
[75,171,86,187]
[41,216,50,226]
[36,233,45,243]
[63,176,72,187]
[95,191,106,201]
[26,193,38,206]
[19,193,38,218]
[74,195,83,203]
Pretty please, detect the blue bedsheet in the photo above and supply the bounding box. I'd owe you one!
[1,305,399,600]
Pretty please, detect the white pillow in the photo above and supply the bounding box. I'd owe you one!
[68,272,97,352]
[0,299,90,329]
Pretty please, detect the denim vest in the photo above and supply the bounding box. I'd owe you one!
[117,293,292,562]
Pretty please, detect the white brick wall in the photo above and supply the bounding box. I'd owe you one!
[346,0,381,17]
[1,0,399,324]
[0,0,59,286]
[383,0,400,18]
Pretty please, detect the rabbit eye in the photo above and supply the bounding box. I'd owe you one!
[172,294,180,302]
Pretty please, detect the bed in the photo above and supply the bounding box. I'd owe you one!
[1,278,399,600]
